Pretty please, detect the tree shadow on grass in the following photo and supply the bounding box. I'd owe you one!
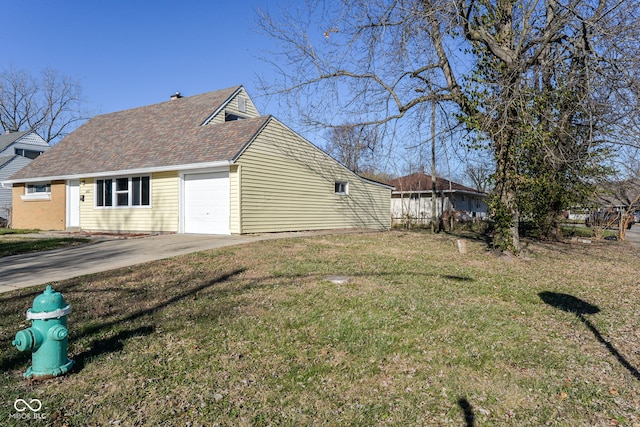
[442,275,475,282]
[0,269,245,375]
[72,268,245,338]
[458,398,475,427]
[72,325,155,373]
[539,291,640,381]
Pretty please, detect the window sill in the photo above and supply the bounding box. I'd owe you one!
[21,193,51,201]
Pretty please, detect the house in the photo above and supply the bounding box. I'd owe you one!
[387,170,488,226]
[3,86,392,234]
[567,178,640,221]
[0,130,50,222]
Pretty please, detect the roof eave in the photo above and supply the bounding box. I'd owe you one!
[361,177,394,189]
[392,189,487,196]
[2,160,233,184]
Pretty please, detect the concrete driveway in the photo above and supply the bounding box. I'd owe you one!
[0,231,340,293]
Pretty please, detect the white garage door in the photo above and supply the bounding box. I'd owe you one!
[183,171,230,234]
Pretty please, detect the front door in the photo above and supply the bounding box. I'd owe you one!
[66,180,80,228]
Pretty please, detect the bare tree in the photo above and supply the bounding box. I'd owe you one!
[324,123,379,173]
[257,0,640,252]
[465,159,493,194]
[0,67,87,143]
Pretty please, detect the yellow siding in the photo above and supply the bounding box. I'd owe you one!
[205,88,260,125]
[235,119,391,233]
[224,88,259,118]
[229,164,241,233]
[79,171,179,233]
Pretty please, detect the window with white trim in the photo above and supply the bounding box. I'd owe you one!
[334,181,348,195]
[26,183,51,194]
[21,182,52,201]
[96,176,150,208]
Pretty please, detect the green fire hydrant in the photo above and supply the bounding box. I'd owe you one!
[12,285,74,379]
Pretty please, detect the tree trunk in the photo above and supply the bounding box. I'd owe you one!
[430,101,440,233]
[492,131,521,253]
[506,189,521,252]
[431,168,438,233]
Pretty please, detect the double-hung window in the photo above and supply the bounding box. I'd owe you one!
[96,176,150,208]
[116,178,129,206]
[131,176,150,206]
[96,179,113,207]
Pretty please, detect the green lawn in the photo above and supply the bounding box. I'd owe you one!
[1,231,638,426]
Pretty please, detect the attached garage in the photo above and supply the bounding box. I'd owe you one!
[182,171,230,234]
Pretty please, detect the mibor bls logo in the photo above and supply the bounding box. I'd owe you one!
[10,398,47,420]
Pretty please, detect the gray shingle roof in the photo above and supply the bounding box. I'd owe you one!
[0,130,30,152]
[0,154,17,169]
[10,86,271,180]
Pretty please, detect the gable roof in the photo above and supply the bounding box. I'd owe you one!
[387,172,485,195]
[8,86,273,181]
[0,130,31,152]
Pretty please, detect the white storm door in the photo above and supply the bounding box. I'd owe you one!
[66,180,80,227]
[183,171,230,234]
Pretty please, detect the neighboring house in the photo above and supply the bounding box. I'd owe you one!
[387,170,488,226]
[3,86,391,234]
[0,130,50,221]
[567,178,640,221]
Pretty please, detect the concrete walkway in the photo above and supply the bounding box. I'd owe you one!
[0,231,348,293]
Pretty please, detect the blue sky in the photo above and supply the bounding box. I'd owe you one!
[0,1,471,178]
[1,0,276,116]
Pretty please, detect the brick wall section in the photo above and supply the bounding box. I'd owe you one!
[12,181,66,230]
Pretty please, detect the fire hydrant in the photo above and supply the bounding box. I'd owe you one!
[12,285,74,379]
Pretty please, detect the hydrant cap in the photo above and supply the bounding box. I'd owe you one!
[31,285,69,314]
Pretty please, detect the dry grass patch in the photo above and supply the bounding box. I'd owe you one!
[1,231,639,426]
[0,236,90,257]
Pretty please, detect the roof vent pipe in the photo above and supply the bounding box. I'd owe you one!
[170,92,182,100]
